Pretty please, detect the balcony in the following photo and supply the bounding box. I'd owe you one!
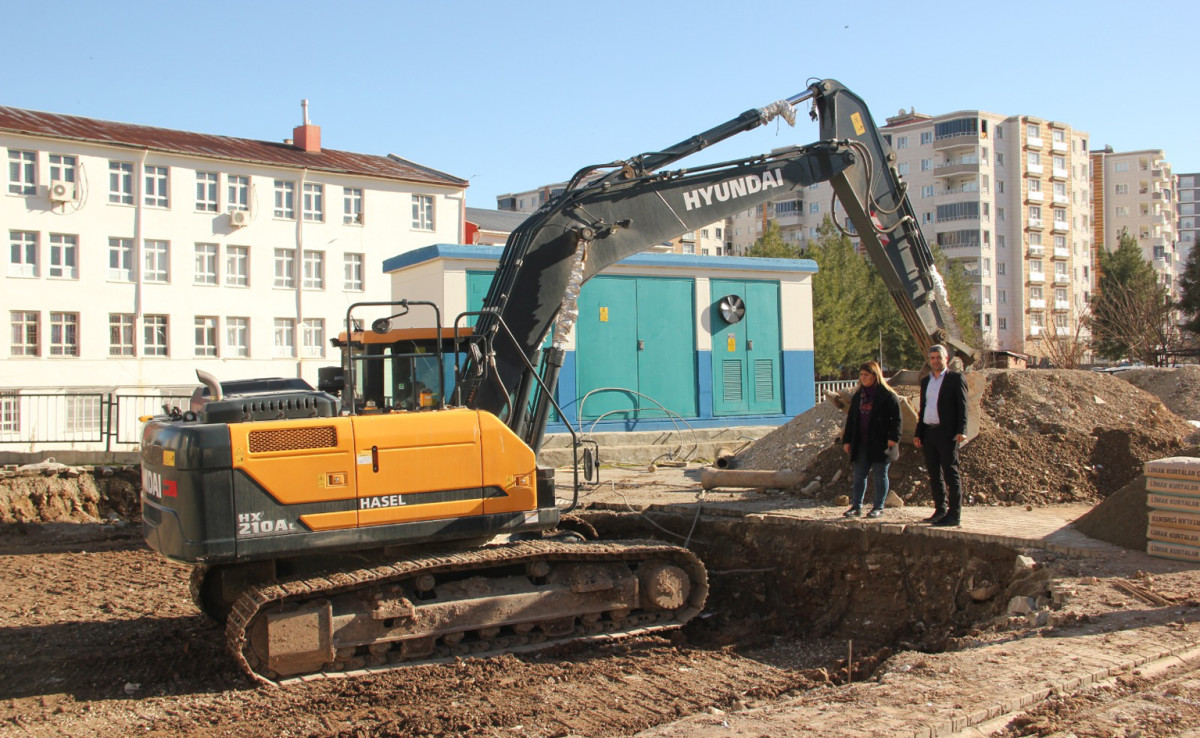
[1028,218,1044,230]
[1051,167,1069,180]
[934,159,981,177]
[1054,300,1070,311]
[1051,220,1069,234]
[1026,191,1044,203]
[1052,140,1069,153]
[1029,272,1045,284]
[1027,163,1044,175]
[1030,298,1046,309]
[933,131,981,150]
[1053,247,1070,259]
[1028,245,1044,257]
[1025,136,1044,150]
[1053,194,1069,205]
[1054,274,1070,284]
[1030,326,1043,337]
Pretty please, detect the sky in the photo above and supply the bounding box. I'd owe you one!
[6,0,1198,210]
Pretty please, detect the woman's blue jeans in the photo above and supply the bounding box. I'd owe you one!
[851,445,890,510]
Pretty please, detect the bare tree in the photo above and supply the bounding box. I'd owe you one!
[1087,281,1178,366]
[1039,300,1091,369]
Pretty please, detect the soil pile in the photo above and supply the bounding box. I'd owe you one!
[1116,365,1200,422]
[733,400,846,472]
[0,466,140,524]
[738,369,1195,506]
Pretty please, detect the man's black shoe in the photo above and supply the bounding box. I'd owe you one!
[923,511,947,523]
[843,507,862,518]
[931,517,960,528]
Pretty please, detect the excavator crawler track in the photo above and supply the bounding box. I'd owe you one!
[226,539,708,685]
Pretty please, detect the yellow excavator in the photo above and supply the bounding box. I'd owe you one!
[140,78,976,684]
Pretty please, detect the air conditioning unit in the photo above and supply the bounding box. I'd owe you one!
[229,209,251,227]
[48,180,75,203]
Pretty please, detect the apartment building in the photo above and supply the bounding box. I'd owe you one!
[497,181,729,255]
[1091,148,1177,290]
[2,104,467,392]
[1176,172,1198,271]
[731,110,1094,360]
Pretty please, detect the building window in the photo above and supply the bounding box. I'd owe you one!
[196,172,219,212]
[412,194,434,230]
[920,158,932,172]
[1115,206,1129,217]
[302,250,324,290]
[920,131,932,145]
[109,238,134,282]
[226,317,249,357]
[274,180,296,219]
[194,243,218,285]
[1053,209,1067,224]
[343,187,363,224]
[66,396,101,435]
[996,153,1004,167]
[274,249,295,288]
[144,165,169,207]
[897,162,910,175]
[895,136,908,150]
[226,245,249,287]
[1028,205,1042,221]
[922,185,934,198]
[109,161,134,204]
[1028,179,1041,193]
[301,318,324,357]
[999,317,1007,330]
[48,234,78,279]
[1027,152,1040,167]
[8,150,37,195]
[195,316,218,357]
[9,231,38,277]
[1053,156,1066,171]
[1026,123,1040,139]
[999,289,1007,304]
[344,253,364,291]
[1115,183,1129,195]
[273,318,295,357]
[1114,161,1129,173]
[49,312,79,357]
[109,314,135,356]
[144,315,169,356]
[997,262,1006,275]
[302,183,324,222]
[10,311,39,356]
[49,154,77,183]
[143,240,170,283]
[227,175,249,211]
[809,202,820,214]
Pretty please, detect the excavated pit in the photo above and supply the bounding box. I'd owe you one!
[580,509,1040,658]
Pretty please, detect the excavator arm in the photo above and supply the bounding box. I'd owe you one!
[458,79,977,449]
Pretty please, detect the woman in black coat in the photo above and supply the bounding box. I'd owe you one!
[841,361,902,518]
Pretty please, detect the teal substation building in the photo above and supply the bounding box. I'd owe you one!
[382,245,818,433]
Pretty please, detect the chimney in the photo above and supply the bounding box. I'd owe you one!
[293,99,321,153]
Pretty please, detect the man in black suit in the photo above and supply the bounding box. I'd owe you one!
[912,345,968,527]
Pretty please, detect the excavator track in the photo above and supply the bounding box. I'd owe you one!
[226,539,708,685]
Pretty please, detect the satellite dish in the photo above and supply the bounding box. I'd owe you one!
[718,294,745,324]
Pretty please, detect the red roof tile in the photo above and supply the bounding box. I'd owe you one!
[0,106,467,188]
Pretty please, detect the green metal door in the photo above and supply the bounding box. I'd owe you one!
[710,279,781,416]
[635,278,697,418]
[577,277,639,420]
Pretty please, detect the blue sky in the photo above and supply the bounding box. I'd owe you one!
[6,1,1198,209]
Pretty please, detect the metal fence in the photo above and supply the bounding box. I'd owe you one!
[0,392,192,451]
[814,380,858,404]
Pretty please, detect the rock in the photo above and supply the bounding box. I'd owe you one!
[833,494,850,506]
[1014,555,1037,573]
[1007,596,1035,615]
[969,583,1001,602]
[884,491,904,508]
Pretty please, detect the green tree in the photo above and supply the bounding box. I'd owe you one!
[933,246,982,356]
[1178,241,1200,336]
[805,218,873,376]
[745,220,800,259]
[1090,229,1164,361]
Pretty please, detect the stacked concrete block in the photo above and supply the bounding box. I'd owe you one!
[1145,457,1200,561]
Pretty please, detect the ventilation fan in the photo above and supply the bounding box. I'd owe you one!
[718,294,745,324]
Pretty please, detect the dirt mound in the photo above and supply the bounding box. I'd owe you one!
[0,467,141,524]
[1116,365,1200,422]
[738,369,1194,506]
[734,400,846,471]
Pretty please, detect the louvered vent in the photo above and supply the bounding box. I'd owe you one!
[754,359,775,401]
[248,426,337,453]
[722,359,743,403]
